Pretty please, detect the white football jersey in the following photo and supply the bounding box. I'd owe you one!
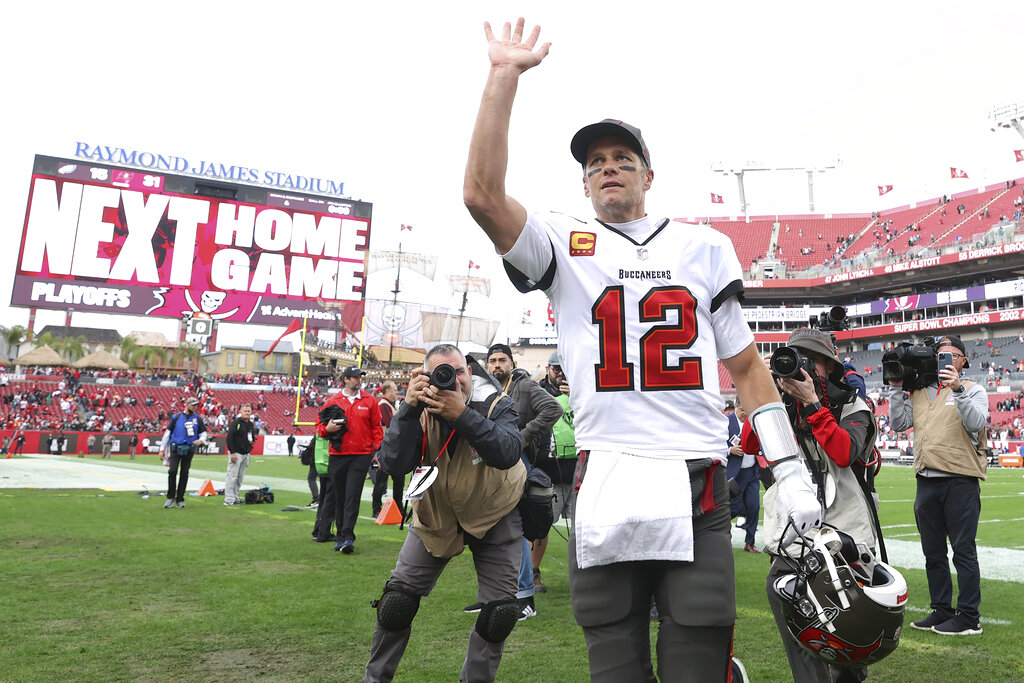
[503,212,753,459]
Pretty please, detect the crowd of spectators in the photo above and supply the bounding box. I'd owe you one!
[0,361,414,436]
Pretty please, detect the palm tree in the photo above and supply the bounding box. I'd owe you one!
[129,345,167,371]
[60,335,88,362]
[0,325,27,362]
[172,342,205,373]
[119,334,140,365]
[34,331,56,350]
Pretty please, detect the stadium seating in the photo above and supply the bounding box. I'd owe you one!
[927,187,1005,249]
[707,219,775,267]
[774,217,872,270]
[841,204,939,260]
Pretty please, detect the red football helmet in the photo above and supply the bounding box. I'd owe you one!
[773,525,908,668]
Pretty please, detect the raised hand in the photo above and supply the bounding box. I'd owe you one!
[484,17,551,73]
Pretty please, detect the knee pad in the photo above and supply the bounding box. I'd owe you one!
[373,584,420,631]
[474,599,520,643]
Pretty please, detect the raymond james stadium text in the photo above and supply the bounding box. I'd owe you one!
[74,143,345,197]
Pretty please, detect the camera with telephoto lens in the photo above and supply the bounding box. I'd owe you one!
[428,363,457,392]
[814,306,850,332]
[770,346,816,380]
[881,337,939,392]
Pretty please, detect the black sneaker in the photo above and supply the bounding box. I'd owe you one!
[911,611,950,630]
[933,613,983,636]
[463,602,483,614]
[518,596,537,621]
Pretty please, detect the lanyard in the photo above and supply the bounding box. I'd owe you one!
[420,413,458,466]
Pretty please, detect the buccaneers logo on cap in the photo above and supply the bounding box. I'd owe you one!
[570,231,596,256]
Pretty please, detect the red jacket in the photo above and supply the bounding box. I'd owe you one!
[316,390,384,455]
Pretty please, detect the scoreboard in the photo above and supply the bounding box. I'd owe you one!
[12,155,370,332]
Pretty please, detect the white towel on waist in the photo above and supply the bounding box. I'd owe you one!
[574,450,693,569]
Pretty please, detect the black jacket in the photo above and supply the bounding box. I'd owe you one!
[379,392,523,477]
[226,417,257,455]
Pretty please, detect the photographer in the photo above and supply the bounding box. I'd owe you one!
[531,351,577,592]
[485,342,561,617]
[315,366,383,554]
[888,335,988,636]
[744,328,879,683]
[159,397,207,509]
[364,344,525,683]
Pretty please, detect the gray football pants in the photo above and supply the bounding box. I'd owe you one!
[569,458,737,682]
[364,511,522,683]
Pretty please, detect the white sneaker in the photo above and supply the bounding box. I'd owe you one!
[163,498,174,508]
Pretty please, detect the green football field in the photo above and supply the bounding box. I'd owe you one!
[1,454,1021,681]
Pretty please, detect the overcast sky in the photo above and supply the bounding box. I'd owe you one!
[2,1,1023,352]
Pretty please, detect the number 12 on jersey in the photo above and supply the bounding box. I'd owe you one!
[591,285,704,392]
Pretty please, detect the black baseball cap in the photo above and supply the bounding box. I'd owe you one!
[487,343,514,361]
[570,119,651,168]
[342,366,367,378]
[938,335,970,368]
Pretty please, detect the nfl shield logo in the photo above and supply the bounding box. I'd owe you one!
[637,248,649,261]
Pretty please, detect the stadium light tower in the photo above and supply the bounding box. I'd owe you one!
[989,101,1024,140]
[711,159,837,217]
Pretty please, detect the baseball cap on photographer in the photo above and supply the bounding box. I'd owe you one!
[938,335,970,368]
[548,351,561,366]
[487,343,514,362]
[185,397,200,406]
[342,366,366,378]
[786,328,840,365]
[571,119,651,168]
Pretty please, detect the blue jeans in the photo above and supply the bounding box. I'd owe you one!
[516,452,535,599]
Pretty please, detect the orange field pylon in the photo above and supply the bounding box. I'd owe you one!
[375,498,404,525]
[197,479,217,497]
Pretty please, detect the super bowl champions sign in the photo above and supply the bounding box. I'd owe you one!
[12,155,369,331]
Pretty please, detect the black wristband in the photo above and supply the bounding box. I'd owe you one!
[800,401,823,420]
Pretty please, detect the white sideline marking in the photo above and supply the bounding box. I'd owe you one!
[731,527,1024,583]
[904,605,1011,626]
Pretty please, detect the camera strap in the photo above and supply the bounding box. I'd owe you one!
[795,427,828,510]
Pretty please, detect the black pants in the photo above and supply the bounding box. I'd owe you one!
[313,474,335,540]
[329,454,372,543]
[914,474,982,620]
[307,462,320,503]
[371,469,404,515]
[167,447,195,503]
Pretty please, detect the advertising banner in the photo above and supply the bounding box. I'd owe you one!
[12,155,370,331]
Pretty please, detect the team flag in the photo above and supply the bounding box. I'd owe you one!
[878,185,893,196]
[469,260,481,270]
[950,167,969,179]
[400,223,413,231]
[1015,150,1023,162]
[710,193,723,204]
[263,318,303,358]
